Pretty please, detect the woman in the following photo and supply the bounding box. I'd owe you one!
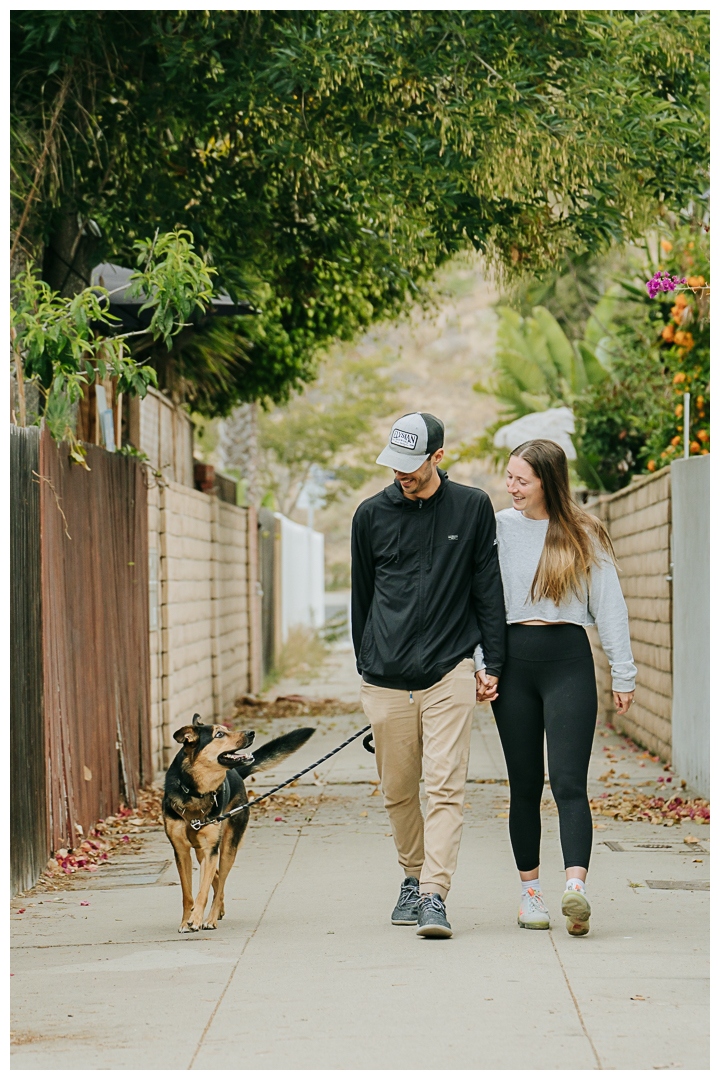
[475,439,636,937]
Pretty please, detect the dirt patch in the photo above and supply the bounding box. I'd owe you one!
[232,694,363,720]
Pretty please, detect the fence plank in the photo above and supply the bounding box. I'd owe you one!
[10,426,48,895]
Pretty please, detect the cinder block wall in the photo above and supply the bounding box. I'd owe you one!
[586,466,672,760]
[147,481,259,776]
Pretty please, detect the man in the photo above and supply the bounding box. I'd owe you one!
[351,412,505,938]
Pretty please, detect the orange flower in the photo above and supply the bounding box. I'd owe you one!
[701,449,709,455]
[697,395,705,407]
[674,331,694,348]
[697,430,709,443]
[690,441,701,454]
[647,460,657,472]
[671,294,689,325]
[675,404,684,417]
[672,372,686,384]
[671,436,681,446]
[662,324,677,342]
[686,275,706,288]
[660,240,673,253]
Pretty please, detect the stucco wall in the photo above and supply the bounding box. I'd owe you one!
[669,456,710,796]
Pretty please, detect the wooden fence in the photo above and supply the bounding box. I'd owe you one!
[11,425,152,893]
[39,426,152,850]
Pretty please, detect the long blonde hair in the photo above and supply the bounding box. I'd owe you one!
[510,439,616,604]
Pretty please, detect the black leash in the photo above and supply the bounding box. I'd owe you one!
[190,724,374,831]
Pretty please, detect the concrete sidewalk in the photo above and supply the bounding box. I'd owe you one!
[11,649,709,1069]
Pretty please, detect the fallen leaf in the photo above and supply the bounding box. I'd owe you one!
[629,882,645,888]
[359,811,368,817]
[630,995,646,1001]
[464,803,471,809]
[684,835,699,844]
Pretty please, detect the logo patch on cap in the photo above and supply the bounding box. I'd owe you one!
[390,428,418,450]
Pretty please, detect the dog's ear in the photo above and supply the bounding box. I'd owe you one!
[192,713,203,727]
[173,726,200,746]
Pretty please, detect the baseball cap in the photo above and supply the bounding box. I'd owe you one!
[376,412,445,472]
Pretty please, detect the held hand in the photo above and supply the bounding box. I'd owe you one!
[476,671,499,703]
[614,691,634,716]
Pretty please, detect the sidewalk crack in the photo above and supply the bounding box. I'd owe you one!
[187,795,323,1070]
[548,930,603,1070]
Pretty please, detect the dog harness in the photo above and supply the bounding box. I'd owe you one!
[178,775,232,823]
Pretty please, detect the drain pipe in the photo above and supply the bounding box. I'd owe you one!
[683,391,690,458]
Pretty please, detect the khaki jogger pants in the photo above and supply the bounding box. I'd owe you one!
[360,658,477,901]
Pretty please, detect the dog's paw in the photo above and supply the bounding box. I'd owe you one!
[178,923,197,934]
[202,919,218,930]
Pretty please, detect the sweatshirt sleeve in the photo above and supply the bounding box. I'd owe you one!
[471,497,506,677]
[588,554,637,692]
[350,505,376,674]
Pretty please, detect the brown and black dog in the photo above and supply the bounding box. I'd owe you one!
[163,714,314,932]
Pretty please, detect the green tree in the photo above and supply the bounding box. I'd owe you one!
[11,230,215,441]
[257,354,396,516]
[574,221,709,486]
[11,10,710,413]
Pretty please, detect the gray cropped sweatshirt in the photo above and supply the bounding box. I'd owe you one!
[474,508,637,692]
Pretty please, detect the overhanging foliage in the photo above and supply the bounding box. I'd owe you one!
[11,10,710,412]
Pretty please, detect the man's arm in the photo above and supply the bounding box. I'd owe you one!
[471,496,506,678]
[350,506,375,674]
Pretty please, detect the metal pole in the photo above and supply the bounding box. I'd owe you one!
[683,391,690,458]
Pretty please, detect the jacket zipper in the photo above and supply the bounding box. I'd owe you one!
[416,500,424,681]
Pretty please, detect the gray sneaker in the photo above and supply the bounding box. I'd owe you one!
[416,892,453,938]
[391,876,420,925]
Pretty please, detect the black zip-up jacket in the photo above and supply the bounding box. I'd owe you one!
[351,470,505,691]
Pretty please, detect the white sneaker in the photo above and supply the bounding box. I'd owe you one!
[518,887,550,930]
[562,885,591,936]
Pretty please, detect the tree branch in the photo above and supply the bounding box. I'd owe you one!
[10,68,73,266]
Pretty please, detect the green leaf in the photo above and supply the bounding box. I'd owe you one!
[531,307,575,384]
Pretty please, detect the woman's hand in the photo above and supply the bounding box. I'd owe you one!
[614,691,634,716]
[476,671,499,703]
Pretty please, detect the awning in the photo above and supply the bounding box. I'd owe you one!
[89,262,258,336]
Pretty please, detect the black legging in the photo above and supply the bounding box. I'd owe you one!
[491,624,598,872]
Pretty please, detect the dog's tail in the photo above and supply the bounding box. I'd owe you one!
[233,727,316,779]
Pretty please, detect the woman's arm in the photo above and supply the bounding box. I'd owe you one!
[588,554,637,695]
